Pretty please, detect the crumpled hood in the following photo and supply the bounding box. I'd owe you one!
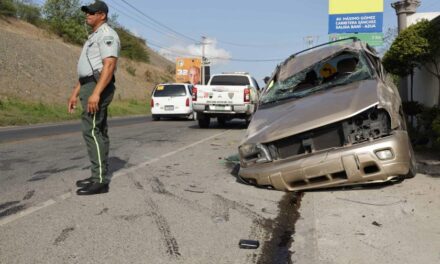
[242,79,380,145]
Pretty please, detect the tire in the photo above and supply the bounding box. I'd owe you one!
[405,144,417,179]
[198,115,210,128]
[217,117,226,127]
[245,116,252,127]
[189,112,197,121]
[152,115,160,121]
[405,157,417,179]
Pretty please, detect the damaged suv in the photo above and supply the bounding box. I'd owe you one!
[238,39,416,191]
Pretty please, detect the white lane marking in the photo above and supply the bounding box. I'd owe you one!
[0,130,230,227]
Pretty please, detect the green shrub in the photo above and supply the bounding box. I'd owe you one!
[16,2,41,25]
[413,106,440,146]
[115,27,150,63]
[58,18,87,44]
[431,112,440,144]
[0,0,17,17]
[403,101,424,116]
[126,65,136,76]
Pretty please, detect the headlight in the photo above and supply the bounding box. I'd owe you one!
[239,143,272,164]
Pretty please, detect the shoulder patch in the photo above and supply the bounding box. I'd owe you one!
[103,36,114,46]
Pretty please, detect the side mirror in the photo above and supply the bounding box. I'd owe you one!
[263,76,270,84]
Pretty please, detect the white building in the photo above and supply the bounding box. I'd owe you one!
[406,13,440,106]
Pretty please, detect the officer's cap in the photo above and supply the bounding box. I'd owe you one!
[81,1,109,14]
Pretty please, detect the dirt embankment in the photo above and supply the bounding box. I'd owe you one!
[0,18,174,104]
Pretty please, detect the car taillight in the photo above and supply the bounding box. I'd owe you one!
[150,98,154,108]
[186,97,190,107]
[244,88,250,103]
[192,87,197,101]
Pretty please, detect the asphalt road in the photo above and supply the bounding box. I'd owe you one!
[1,117,439,264]
[0,117,291,264]
[0,116,152,143]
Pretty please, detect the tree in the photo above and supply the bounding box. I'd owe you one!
[420,20,440,105]
[0,0,17,17]
[42,0,86,44]
[15,0,42,25]
[382,21,430,102]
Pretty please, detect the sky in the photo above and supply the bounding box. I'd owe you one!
[90,0,440,85]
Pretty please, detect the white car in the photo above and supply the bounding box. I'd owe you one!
[150,83,195,121]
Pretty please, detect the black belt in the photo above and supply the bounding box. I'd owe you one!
[79,75,115,85]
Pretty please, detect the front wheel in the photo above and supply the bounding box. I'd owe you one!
[188,111,197,120]
[245,116,252,127]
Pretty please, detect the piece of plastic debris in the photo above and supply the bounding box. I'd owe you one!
[239,239,260,249]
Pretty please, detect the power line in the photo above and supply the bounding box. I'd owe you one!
[215,38,304,48]
[147,41,198,57]
[106,0,185,42]
[209,57,283,62]
[118,0,198,43]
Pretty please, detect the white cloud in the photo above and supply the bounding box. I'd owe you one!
[159,38,231,65]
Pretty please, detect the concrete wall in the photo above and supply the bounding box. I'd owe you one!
[411,64,439,106]
[405,12,440,106]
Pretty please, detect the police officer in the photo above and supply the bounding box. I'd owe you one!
[68,1,120,195]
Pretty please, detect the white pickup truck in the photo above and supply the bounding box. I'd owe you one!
[192,72,260,128]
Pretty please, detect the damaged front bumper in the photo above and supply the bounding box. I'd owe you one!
[239,131,413,191]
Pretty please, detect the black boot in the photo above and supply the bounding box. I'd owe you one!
[76,177,94,188]
[76,182,109,195]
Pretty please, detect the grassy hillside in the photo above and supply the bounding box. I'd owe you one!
[0,17,174,126]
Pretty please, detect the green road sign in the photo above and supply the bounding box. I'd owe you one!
[329,33,384,46]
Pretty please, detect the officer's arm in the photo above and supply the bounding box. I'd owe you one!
[93,57,117,96]
[87,57,117,113]
[68,81,81,113]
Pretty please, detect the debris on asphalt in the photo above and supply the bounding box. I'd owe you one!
[184,185,205,193]
[419,160,440,166]
[238,239,260,249]
[225,154,240,165]
[372,221,382,227]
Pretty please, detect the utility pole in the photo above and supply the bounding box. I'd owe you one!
[391,0,421,102]
[391,0,421,32]
[200,36,209,84]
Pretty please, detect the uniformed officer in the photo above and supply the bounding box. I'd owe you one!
[67,0,120,195]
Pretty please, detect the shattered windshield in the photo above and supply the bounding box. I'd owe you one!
[261,51,373,105]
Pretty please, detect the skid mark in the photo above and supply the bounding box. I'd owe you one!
[96,208,109,215]
[0,158,27,171]
[23,190,35,200]
[150,177,171,195]
[142,176,210,215]
[211,196,230,223]
[116,214,144,222]
[53,227,75,245]
[29,166,78,182]
[0,201,20,211]
[0,205,27,219]
[129,177,181,257]
[70,156,84,161]
[213,194,264,221]
[145,196,181,257]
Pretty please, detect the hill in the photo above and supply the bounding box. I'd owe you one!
[0,17,174,104]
